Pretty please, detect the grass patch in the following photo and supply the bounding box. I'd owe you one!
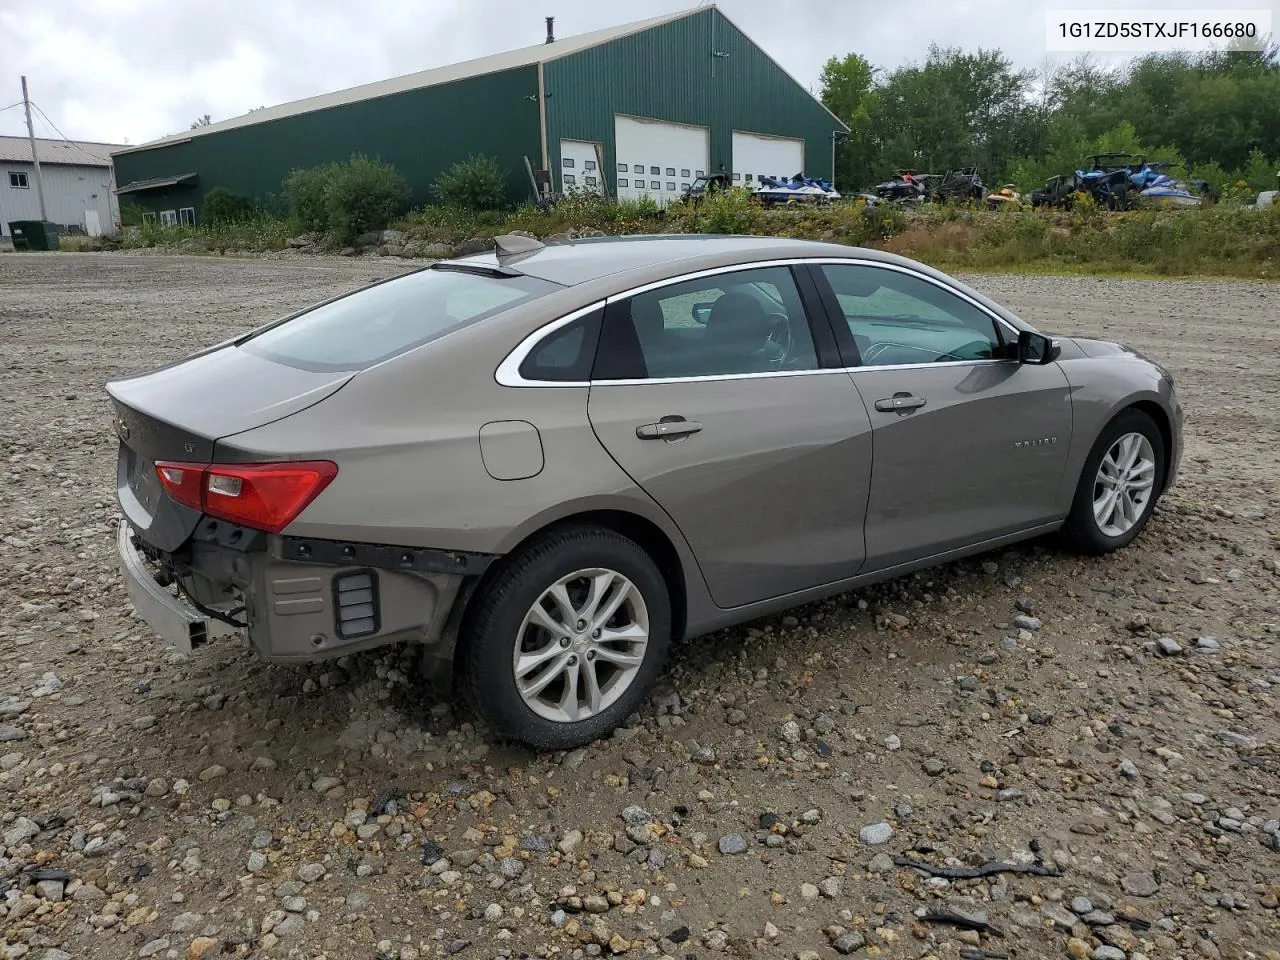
[65,193,1280,281]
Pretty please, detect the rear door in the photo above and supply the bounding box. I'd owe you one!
[812,261,1073,571]
[586,263,872,609]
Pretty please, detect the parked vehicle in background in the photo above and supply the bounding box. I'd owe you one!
[986,184,1021,209]
[874,170,935,203]
[109,234,1183,749]
[1254,173,1278,209]
[1030,174,1079,209]
[931,167,986,203]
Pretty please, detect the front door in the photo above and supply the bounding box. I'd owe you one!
[587,264,872,609]
[813,262,1073,571]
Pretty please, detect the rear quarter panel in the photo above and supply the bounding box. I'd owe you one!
[214,313,714,627]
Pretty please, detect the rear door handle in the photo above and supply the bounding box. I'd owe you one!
[874,394,927,413]
[636,418,703,440]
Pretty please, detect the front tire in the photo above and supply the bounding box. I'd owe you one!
[460,526,671,750]
[1060,409,1165,554]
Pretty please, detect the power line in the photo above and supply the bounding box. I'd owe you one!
[0,101,24,113]
[29,100,112,161]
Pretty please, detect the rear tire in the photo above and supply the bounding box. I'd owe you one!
[1060,409,1165,555]
[460,525,671,750]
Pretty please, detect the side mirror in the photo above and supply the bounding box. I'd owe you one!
[691,301,715,325]
[1018,330,1061,364]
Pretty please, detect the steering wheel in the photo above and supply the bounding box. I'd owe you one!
[764,313,793,366]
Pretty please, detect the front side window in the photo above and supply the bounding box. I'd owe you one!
[594,266,819,380]
[243,266,560,372]
[9,171,29,189]
[819,264,1003,367]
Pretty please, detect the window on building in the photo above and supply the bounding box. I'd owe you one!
[665,167,675,176]
[649,180,660,190]
[733,173,741,181]
[680,182,690,191]
[745,174,753,182]
[584,159,596,170]
[617,163,627,173]
[160,209,178,226]
[681,168,690,178]
[618,178,629,188]
[8,171,29,189]
[666,182,675,191]
[649,166,660,175]
[633,164,643,173]
[562,158,575,168]
[584,176,598,187]
[563,174,577,185]
[696,170,705,177]
[179,207,196,225]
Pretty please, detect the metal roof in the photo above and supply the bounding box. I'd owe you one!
[114,172,199,195]
[114,8,705,156]
[113,4,844,156]
[0,135,124,167]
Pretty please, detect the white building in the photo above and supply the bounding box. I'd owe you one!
[1,136,126,237]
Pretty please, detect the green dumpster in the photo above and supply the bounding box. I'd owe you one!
[7,220,62,251]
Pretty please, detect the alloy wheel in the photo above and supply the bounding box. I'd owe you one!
[1093,431,1157,537]
[512,568,649,724]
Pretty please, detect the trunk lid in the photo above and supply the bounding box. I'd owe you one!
[107,346,352,551]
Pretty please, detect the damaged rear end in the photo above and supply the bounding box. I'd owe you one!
[108,263,560,664]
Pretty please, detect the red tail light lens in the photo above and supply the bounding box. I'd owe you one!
[154,460,337,534]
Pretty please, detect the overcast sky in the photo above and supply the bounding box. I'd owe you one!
[1,0,1274,147]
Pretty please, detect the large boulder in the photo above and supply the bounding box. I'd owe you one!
[452,236,490,256]
[418,242,453,259]
[376,244,405,257]
[380,229,408,245]
[355,231,382,247]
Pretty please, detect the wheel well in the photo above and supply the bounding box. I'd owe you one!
[464,510,688,645]
[1127,400,1174,493]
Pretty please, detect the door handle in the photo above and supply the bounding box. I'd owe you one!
[636,418,703,440]
[874,394,927,413]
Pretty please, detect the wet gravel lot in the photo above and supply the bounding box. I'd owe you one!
[1,251,1278,960]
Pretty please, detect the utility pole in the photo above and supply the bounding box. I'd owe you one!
[20,76,48,221]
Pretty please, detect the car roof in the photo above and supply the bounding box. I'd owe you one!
[444,234,899,287]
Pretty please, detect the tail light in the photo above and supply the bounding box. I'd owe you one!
[154,460,337,534]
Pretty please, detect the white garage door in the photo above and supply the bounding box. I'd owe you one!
[614,115,709,208]
[732,131,804,186]
[559,139,604,196]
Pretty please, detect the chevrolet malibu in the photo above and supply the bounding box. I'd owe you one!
[108,235,1182,748]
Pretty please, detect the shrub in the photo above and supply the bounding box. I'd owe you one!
[200,187,256,224]
[282,163,336,232]
[432,154,509,211]
[281,155,410,242]
[325,154,411,242]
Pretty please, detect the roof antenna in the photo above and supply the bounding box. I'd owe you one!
[545,16,555,43]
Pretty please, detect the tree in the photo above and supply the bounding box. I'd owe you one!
[819,54,877,191]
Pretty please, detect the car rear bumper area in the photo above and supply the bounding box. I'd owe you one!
[117,522,471,664]
[117,522,239,655]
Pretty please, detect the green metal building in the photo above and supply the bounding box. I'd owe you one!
[112,5,846,221]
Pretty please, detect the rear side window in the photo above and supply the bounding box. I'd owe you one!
[518,308,602,382]
[241,267,560,371]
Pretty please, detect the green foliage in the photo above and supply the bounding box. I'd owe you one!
[324,154,411,243]
[820,43,1280,200]
[200,187,256,224]
[282,163,336,232]
[280,154,410,242]
[117,200,146,228]
[431,154,509,211]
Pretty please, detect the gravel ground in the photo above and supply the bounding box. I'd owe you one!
[1,252,1277,960]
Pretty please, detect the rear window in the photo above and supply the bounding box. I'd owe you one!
[241,266,560,371]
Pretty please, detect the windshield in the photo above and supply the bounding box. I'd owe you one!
[241,266,561,371]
